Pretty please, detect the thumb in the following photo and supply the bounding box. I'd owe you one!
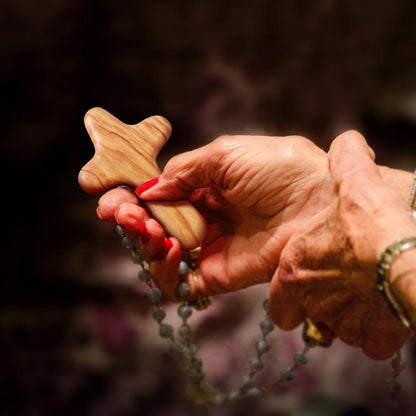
[137,142,222,200]
[328,130,381,191]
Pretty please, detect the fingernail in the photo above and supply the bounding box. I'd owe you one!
[154,238,173,261]
[140,222,151,244]
[135,177,159,197]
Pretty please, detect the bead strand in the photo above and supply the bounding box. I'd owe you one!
[115,225,405,410]
[386,350,406,413]
[116,225,311,405]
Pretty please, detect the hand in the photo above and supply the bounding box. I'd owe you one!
[98,135,333,299]
[269,131,415,360]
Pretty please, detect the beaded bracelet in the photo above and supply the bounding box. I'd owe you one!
[376,237,416,330]
[376,171,416,330]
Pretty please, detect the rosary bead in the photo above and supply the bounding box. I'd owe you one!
[179,324,192,338]
[131,250,143,264]
[294,352,308,366]
[177,261,189,276]
[250,357,264,372]
[228,390,241,402]
[280,367,294,382]
[178,304,192,319]
[260,317,275,335]
[189,368,205,383]
[159,323,174,338]
[262,299,269,313]
[121,236,135,250]
[148,288,162,304]
[241,375,254,389]
[256,339,271,355]
[151,306,166,322]
[170,341,184,356]
[186,343,198,356]
[138,268,151,282]
[176,282,191,298]
[246,387,261,399]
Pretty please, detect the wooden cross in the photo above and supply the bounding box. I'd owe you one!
[78,107,207,250]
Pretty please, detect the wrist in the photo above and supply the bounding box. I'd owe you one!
[388,247,416,330]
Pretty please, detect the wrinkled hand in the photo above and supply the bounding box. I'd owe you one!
[269,131,414,360]
[97,135,332,299]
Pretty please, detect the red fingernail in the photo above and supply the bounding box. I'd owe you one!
[135,177,159,197]
[140,222,151,244]
[154,238,173,261]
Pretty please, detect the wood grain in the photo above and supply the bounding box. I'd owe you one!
[78,107,207,250]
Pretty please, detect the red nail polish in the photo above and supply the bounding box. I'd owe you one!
[154,238,173,261]
[140,222,151,244]
[135,177,159,197]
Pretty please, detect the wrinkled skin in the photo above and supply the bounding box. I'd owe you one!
[98,134,332,296]
[270,132,415,359]
[97,131,414,360]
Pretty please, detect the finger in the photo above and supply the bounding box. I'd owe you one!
[269,269,306,330]
[328,130,380,191]
[140,219,168,260]
[114,203,149,234]
[137,140,225,201]
[97,187,139,221]
[149,238,182,300]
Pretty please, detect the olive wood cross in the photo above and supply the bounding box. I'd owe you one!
[78,107,207,250]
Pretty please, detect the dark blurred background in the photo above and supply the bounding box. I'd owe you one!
[1,1,416,415]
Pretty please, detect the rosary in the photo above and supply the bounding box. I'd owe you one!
[78,107,407,411]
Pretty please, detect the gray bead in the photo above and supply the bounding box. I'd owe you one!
[241,375,254,389]
[246,387,261,399]
[158,323,174,338]
[294,352,307,366]
[186,343,197,356]
[250,357,264,372]
[170,341,184,356]
[151,306,166,322]
[177,261,189,276]
[131,250,143,264]
[256,339,271,355]
[179,324,192,338]
[148,288,162,304]
[262,299,269,312]
[121,236,135,250]
[178,304,192,319]
[189,368,205,383]
[228,390,241,402]
[176,282,191,298]
[260,317,274,335]
[138,268,151,282]
[280,367,294,381]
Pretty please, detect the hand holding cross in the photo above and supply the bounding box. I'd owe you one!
[78,107,207,250]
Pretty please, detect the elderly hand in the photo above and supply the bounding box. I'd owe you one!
[97,134,332,299]
[269,131,415,360]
